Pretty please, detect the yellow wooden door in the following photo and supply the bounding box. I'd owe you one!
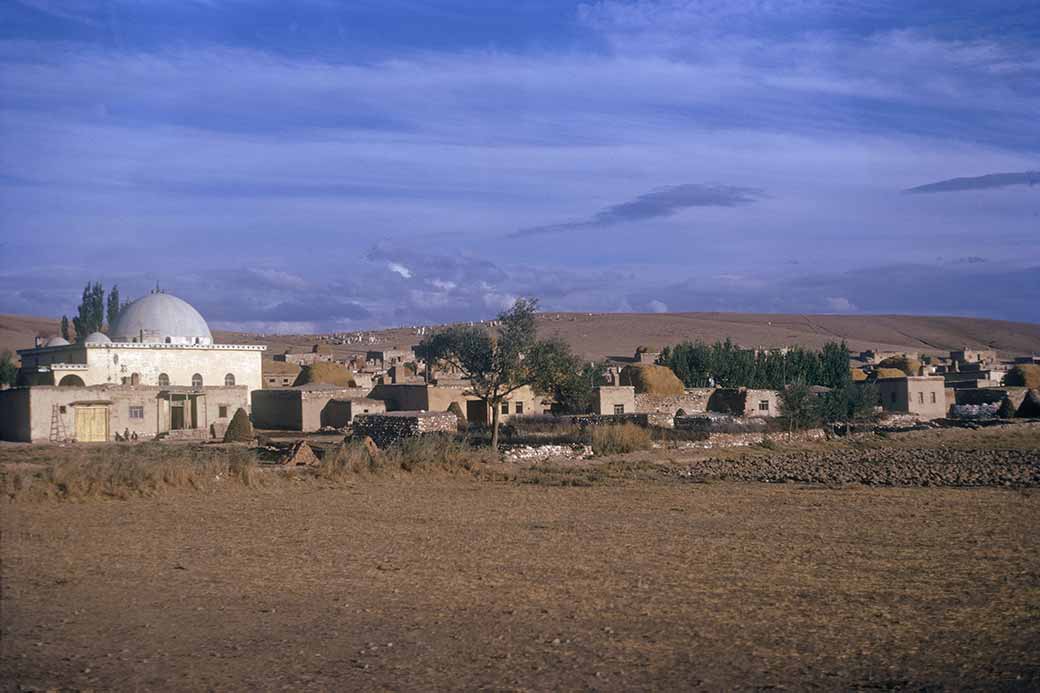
[75,406,108,442]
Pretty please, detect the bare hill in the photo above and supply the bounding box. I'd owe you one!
[218,312,1040,362]
[0,314,61,355]
[4,311,1038,364]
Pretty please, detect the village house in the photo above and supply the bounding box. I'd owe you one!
[1,291,263,443]
[368,382,541,423]
[875,376,949,420]
[0,383,247,443]
[272,343,335,366]
[251,385,383,432]
[593,385,636,415]
[16,291,264,395]
[262,360,302,388]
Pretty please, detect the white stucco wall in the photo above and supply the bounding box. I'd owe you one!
[80,345,264,393]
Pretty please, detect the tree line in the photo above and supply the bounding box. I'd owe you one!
[60,282,129,342]
[657,338,851,390]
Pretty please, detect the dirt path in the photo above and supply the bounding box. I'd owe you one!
[3,480,1039,691]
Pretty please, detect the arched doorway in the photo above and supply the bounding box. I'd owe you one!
[130,372,141,385]
[58,374,85,387]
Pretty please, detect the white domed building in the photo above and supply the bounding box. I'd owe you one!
[5,291,265,443]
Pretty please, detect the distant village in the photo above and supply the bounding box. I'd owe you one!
[1,290,1038,445]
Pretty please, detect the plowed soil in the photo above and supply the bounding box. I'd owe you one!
[3,475,1039,691]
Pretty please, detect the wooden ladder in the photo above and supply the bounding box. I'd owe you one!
[50,404,68,442]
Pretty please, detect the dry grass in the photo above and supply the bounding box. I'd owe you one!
[317,434,496,480]
[590,422,653,456]
[1,444,264,501]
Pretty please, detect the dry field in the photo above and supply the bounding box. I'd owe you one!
[2,428,1040,691]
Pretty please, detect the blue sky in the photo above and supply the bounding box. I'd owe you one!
[1,0,1038,332]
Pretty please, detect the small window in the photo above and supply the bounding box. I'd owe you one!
[224,373,235,387]
[129,405,144,419]
[158,373,170,387]
[59,405,67,414]
[218,405,228,418]
[113,354,119,365]
[614,404,625,415]
[515,401,524,415]
[191,373,203,388]
[918,392,924,404]
[165,337,172,344]
[130,372,141,386]
[501,402,509,415]
[759,400,770,411]
[930,392,937,403]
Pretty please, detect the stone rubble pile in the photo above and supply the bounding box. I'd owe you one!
[503,443,593,462]
[674,447,1040,487]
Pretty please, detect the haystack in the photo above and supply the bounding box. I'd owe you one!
[223,408,254,443]
[293,362,356,387]
[281,441,319,466]
[1006,364,1040,389]
[619,364,684,395]
[877,355,922,377]
[1017,389,1040,418]
[872,367,907,380]
[851,368,868,382]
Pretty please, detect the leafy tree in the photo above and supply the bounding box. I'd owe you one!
[106,284,122,327]
[659,338,851,390]
[60,315,71,342]
[0,351,17,387]
[415,298,575,451]
[553,360,602,414]
[71,281,105,340]
[779,383,820,433]
[815,382,880,424]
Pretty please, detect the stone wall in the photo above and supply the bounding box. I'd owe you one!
[955,387,1029,409]
[634,388,713,417]
[353,411,457,447]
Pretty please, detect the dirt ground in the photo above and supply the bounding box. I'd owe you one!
[3,471,1039,691]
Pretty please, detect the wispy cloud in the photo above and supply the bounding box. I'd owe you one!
[904,171,1040,194]
[512,183,764,237]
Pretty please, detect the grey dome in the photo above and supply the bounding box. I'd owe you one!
[85,331,111,344]
[110,293,213,345]
[45,336,70,347]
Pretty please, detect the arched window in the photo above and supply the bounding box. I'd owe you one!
[165,337,172,344]
[130,372,141,385]
[224,373,235,387]
[158,373,170,387]
[58,374,85,387]
[191,373,203,388]
[113,354,119,365]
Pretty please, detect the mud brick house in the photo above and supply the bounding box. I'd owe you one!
[876,376,949,419]
[251,385,380,431]
[0,384,247,443]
